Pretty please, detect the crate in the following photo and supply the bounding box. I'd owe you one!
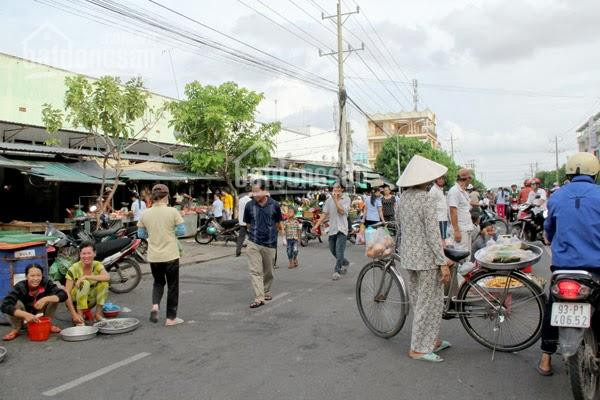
[0,244,48,324]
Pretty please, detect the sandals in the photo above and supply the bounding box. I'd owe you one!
[50,325,62,334]
[434,340,451,353]
[249,300,265,309]
[165,317,184,327]
[536,357,554,376]
[2,331,20,341]
[149,310,158,323]
[410,352,444,363]
[264,294,273,301]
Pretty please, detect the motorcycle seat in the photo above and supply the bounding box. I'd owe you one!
[92,226,121,239]
[125,226,138,235]
[95,237,132,260]
[221,219,238,229]
[444,247,470,262]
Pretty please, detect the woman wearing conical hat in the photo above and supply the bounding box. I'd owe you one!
[396,155,453,363]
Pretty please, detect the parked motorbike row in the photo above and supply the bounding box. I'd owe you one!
[45,218,147,294]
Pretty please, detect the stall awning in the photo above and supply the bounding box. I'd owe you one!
[0,155,32,170]
[264,174,328,187]
[26,162,120,184]
[121,170,220,181]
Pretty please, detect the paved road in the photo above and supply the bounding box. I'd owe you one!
[0,241,570,400]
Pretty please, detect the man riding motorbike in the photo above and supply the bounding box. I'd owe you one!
[537,152,600,376]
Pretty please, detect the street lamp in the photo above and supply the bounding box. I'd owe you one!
[388,118,427,183]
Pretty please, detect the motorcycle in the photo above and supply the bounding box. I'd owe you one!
[347,217,362,244]
[297,215,322,247]
[511,203,546,242]
[195,218,240,245]
[477,203,509,235]
[124,225,148,263]
[509,199,520,222]
[550,269,600,400]
[45,223,143,294]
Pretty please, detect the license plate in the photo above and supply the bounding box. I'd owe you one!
[551,303,591,328]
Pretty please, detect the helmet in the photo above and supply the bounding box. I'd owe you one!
[206,226,217,235]
[565,152,600,176]
[524,179,531,186]
[531,177,541,185]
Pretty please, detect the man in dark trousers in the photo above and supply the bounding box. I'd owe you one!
[243,180,283,309]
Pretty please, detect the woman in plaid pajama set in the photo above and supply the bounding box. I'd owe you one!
[283,208,302,269]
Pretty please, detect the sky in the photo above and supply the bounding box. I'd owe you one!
[2,0,600,187]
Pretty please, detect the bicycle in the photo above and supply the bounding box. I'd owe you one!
[356,223,545,353]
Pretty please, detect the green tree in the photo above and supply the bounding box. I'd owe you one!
[374,136,485,190]
[536,165,566,189]
[41,75,164,221]
[169,81,280,199]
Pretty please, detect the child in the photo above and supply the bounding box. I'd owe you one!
[471,220,498,262]
[283,207,302,269]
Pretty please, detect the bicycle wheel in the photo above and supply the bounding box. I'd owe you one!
[457,270,544,352]
[356,260,409,338]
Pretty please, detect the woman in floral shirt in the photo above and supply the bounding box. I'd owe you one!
[397,155,453,363]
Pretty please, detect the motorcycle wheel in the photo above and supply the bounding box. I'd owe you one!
[300,228,309,247]
[135,239,148,263]
[195,225,214,244]
[568,328,600,400]
[493,219,509,236]
[108,258,142,294]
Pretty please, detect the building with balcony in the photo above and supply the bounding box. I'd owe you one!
[576,112,600,158]
[366,109,438,167]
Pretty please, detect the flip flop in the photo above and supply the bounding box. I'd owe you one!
[434,340,451,353]
[165,317,184,326]
[50,325,62,334]
[149,310,158,323]
[249,300,265,309]
[536,363,554,376]
[2,331,20,341]
[264,294,273,301]
[410,352,444,363]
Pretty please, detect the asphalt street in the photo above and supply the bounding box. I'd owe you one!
[0,240,570,400]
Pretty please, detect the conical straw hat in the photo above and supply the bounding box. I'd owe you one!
[396,155,448,187]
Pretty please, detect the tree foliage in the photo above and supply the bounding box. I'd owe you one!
[169,81,280,194]
[374,136,485,191]
[536,165,567,189]
[41,75,163,222]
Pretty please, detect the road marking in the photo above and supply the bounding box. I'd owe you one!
[42,352,151,397]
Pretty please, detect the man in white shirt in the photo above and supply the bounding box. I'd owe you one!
[236,188,252,257]
[428,176,449,240]
[130,192,147,222]
[447,168,474,252]
[527,178,547,209]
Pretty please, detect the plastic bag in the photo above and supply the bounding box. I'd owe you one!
[365,227,395,258]
[476,237,535,264]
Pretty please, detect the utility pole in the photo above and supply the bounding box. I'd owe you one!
[412,79,419,111]
[450,134,456,161]
[529,163,535,178]
[554,136,560,184]
[320,3,363,187]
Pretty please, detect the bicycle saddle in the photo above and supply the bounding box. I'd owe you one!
[443,247,470,262]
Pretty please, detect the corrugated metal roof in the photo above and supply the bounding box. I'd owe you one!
[0,142,181,164]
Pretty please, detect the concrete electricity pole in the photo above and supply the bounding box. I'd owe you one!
[412,79,419,111]
[450,134,456,161]
[320,2,363,187]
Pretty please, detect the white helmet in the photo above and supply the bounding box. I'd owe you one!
[566,152,600,176]
[466,184,474,190]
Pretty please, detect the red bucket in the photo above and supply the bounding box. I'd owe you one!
[27,317,51,341]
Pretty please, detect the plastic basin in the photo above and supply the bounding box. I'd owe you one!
[27,317,51,341]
